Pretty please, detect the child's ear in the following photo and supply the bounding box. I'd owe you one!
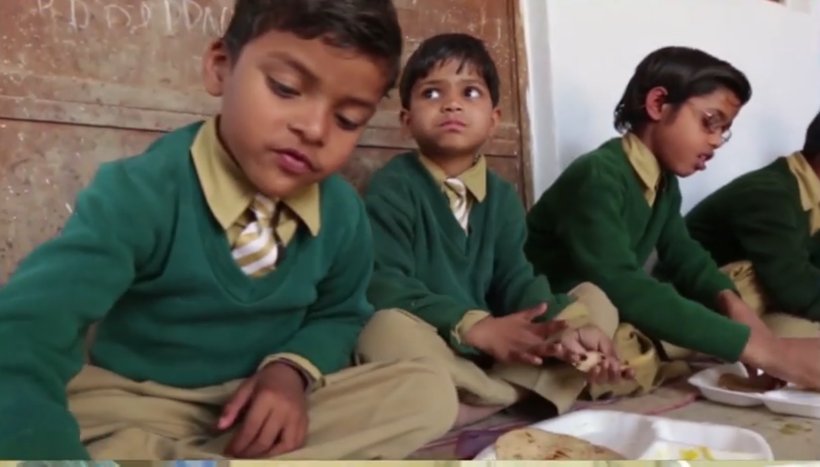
[489,106,502,136]
[203,39,231,97]
[644,86,669,122]
[399,108,412,139]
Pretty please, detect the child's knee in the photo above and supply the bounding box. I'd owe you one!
[357,309,437,363]
[395,357,459,435]
[572,282,620,336]
[764,312,820,338]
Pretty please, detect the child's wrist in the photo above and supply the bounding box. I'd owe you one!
[262,361,310,391]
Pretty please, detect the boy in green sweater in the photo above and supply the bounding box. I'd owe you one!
[0,0,457,460]
[358,33,629,427]
[686,110,820,337]
[526,46,820,390]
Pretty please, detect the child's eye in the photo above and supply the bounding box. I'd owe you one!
[336,114,362,131]
[464,87,482,99]
[421,88,440,99]
[700,111,727,133]
[267,77,300,98]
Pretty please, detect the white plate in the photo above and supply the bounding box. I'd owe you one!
[689,363,820,419]
[760,386,820,419]
[473,410,773,460]
[687,362,764,406]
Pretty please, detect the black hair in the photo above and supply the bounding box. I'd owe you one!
[398,33,500,109]
[804,110,820,160]
[223,0,403,93]
[614,46,752,133]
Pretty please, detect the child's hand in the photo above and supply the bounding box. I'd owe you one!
[218,362,308,458]
[464,303,566,365]
[540,325,632,384]
[717,290,769,335]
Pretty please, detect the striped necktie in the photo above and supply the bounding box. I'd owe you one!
[444,177,470,232]
[232,194,285,277]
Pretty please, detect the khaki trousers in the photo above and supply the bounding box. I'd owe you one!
[67,358,457,460]
[661,260,820,360]
[722,260,820,337]
[356,282,619,413]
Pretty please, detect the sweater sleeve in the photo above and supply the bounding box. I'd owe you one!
[487,183,570,319]
[365,182,477,353]
[731,189,820,319]
[654,186,735,307]
[274,195,375,377]
[553,166,750,361]
[0,161,163,459]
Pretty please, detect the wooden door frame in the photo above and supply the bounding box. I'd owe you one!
[509,0,536,208]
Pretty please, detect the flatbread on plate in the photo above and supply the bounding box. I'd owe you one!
[495,427,626,460]
[717,373,784,393]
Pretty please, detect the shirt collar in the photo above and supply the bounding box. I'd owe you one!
[786,151,820,211]
[190,118,321,236]
[622,132,662,204]
[418,153,487,202]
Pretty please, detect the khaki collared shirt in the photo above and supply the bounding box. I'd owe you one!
[190,118,321,246]
[190,117,324,390]
[785,151,820,234]
[622,132,663,207]
[418,153,488,204]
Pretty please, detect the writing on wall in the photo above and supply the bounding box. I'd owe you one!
[34,0,234,36]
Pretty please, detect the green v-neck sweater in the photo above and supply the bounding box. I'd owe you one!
[0,122,373,458]
[525,138,750,361]
[687,156,820,319]
[365,152,572,352]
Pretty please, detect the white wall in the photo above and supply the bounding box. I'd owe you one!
[523,0,820,212]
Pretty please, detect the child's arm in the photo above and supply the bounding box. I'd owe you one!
[654,194,736,308]
[487,182,571,319]
[729,190,820,320]
[551,166,750,362]
[257,196,375,386]
[0,162,163,458]
[365,187,479,354]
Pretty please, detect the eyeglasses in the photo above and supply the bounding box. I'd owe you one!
[691,105,733,145]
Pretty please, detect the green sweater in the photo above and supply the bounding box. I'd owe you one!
[0,122,373,459]
[687,157,820,319]
[365,152,572,353]
[525,138,750,361]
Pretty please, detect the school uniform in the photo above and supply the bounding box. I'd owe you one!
[525,134,752,365]
[686,152,820,337]
[357,152,619,414]
[0,119,457,460]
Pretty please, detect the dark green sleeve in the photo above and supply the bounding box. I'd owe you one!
[550,166,750,361]
[278,195,375,374]
[732,190,820,319]
[0,162,163,458]
[365,182,476,354]
[654,187,735,307]
[487,183,571,319]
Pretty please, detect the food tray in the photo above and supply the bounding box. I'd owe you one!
[689,363,820,419]
[687,362,763,407]
[473,409,773,460]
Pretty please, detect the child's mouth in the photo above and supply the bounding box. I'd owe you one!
[440,119,466,131]
[276,149,315,175]
[696,153,712,171]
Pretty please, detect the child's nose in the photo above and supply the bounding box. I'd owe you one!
[707,133,723,149]
[291,107,329,146]
[443,98,463,112]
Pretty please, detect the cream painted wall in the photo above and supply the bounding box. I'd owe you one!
[522,0,820,211]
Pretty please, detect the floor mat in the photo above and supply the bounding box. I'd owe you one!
[408,379,699,460]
